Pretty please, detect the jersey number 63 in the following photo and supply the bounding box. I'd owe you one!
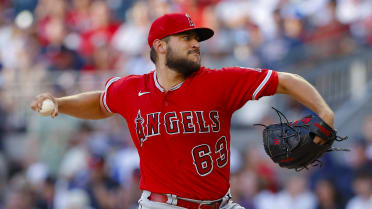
[191,136,228,176]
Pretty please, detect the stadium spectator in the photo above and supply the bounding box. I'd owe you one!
[346,168,372,209]
[314,178,346,209]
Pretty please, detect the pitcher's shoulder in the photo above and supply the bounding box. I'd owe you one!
[122,71,154,83]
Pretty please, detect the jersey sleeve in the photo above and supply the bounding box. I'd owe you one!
[216,67,278,112]
[102,76,132,115]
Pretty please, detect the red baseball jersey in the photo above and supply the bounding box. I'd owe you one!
[103,66,278,200]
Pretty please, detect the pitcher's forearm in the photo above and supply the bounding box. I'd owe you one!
[276,72,334,127]
[56,91,111,119]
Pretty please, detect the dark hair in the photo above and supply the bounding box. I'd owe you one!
[149,36,170,64]
[150,47,157,64]
[354,167,372,181]
[316,178,346,207]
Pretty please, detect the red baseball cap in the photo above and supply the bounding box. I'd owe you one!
[148,13,214,48]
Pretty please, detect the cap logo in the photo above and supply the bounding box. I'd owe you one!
[185,14,194,27]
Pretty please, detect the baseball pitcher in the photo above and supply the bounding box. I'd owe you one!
[31,13,335,209]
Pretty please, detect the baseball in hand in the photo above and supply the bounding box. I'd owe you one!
[39,99,55,116]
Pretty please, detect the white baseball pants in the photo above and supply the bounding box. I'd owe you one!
[138,190,245,209]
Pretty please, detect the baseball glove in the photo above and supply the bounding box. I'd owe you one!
[257,108,348,171]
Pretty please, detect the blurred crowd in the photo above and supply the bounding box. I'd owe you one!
[0,0,371,74]
[0,0,372,209]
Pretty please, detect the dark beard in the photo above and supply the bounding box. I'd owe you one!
[165,47,201,78]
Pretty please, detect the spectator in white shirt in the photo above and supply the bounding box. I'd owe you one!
[346,168,372,209]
